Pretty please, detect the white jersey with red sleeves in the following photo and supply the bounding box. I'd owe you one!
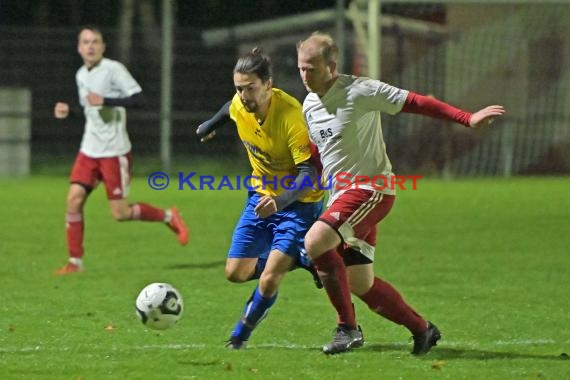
[76,58,142,157]
[302,74,408,203]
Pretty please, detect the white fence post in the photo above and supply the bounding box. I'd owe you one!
[0,87,31,176]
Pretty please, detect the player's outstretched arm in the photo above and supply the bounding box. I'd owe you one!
[402,92,506,128]
[196,101,231,142]
[468,105,506,129]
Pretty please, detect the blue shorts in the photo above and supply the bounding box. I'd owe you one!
[228,191,323,260]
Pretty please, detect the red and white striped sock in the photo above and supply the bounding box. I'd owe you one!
[130,203,166,222]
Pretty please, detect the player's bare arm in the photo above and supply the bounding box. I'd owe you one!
[468,105,506,128]
[54,102,70,119]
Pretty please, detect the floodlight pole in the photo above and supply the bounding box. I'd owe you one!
[160,0,174,173]
[368,0,381,79]
[335,0,345,72]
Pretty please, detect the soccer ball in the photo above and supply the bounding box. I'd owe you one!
[135,283,183,330]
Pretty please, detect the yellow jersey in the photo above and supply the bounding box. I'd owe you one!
[229,88,323,203]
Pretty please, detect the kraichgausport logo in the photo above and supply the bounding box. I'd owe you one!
[147,172,421,191]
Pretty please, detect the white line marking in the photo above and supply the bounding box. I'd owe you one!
[0,339,566,354]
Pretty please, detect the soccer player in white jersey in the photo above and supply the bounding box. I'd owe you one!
[53,26,189,275]
[297,32,505,355]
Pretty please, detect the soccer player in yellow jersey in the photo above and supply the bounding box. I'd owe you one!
[196,48,324,349]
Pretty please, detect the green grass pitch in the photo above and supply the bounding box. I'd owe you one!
[0,175,568,379]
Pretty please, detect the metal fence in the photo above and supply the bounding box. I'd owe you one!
[0,2,569,176]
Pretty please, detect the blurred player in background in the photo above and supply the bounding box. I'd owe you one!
[297,32,506,355]
[196,48,324,349]
[53,26,188,275]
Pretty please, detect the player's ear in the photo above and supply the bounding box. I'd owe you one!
[266,78,273,90]
[328,61,337,75]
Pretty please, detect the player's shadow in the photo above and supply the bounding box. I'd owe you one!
[366,344,569,361]
[163,260,226,270]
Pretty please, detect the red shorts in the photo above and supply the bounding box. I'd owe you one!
[320,189,395,264]
[70,152,132,200]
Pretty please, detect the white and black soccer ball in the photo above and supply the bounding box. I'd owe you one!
[135,283,183,330]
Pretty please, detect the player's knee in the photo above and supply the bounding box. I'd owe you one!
[225,268,249,283]
[304,230,321,257]
[305,222,340,260]
[259,272,281,293]
[66,192,85,211]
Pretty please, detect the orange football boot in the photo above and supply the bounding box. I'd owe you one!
[55,262,83,275]
[167,207,189,246]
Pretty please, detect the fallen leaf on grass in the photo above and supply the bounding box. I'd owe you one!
[431,360,445,370]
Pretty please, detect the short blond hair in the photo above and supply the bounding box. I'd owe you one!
[297,32,339,64]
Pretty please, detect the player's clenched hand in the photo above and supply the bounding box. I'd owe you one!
[196,122,216,142]
[86,92,104,106]
[254,196,278,218]
[54,102,70,119]
[469,105,506,129]
[197,129,216,142]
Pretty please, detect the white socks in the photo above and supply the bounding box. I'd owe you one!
[69,257,83,268]
[164,209,173,223]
